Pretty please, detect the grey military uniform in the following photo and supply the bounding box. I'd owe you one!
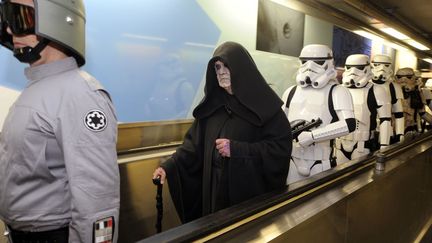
[0,57,119,243]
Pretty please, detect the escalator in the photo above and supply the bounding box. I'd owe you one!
[119,122,432,243]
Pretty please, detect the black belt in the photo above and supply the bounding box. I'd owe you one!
[8,226,69,243]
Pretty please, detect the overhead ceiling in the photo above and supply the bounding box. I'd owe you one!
[299,0,432,59]
[369,0,432,40]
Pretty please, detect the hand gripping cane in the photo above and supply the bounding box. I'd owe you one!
[152,177,163,233]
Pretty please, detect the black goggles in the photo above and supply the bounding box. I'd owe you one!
[396,75,413,79]
[0,1,35,36]
[345,64,369,71]
[300,57,332,66]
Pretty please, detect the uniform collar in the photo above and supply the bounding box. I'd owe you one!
[24,57,78,84]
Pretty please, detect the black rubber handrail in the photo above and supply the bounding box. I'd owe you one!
[136,131,432,243]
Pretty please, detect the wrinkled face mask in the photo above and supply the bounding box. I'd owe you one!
[215,60,231,89]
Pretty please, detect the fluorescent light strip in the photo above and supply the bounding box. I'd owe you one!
[353,30,408,51]
[184,42,215,48]
[404,39,430,51]
[121,33,168,42]
[380,27,409,40]
[353,30,384,43]
[423,58,432,64]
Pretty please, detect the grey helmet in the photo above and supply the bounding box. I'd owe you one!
[1,0,86,66]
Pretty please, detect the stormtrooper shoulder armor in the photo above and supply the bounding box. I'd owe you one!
[332,85,354,111]
[391,82,404,100]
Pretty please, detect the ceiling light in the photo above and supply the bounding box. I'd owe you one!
[404,39,430,51]
[423,58,432,64]
[380,28,409,40]
[353,30,384,43]
[387,42,409,52]
[354,30,409,52]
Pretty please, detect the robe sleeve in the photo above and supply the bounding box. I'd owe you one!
[161,119,204,223]
[230,110,292,190]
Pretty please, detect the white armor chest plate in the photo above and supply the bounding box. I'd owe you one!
[375,82,390,95]
[288,84,334,161]
[344,86,372,141]
[288,85,334,125]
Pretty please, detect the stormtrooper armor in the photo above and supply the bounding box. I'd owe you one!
[422,79,432,131]
[371,54,405,142]
[282,44,355,184]
[421,82,432,110]
[415,70,423,88]
[336,54,391,163]
[395,67,432,133]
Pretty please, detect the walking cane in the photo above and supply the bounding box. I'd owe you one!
[152,176,163,233]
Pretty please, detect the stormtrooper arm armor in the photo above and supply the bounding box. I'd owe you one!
[379,119,392,147]
[393,100,405,136]
[420,111,432,124]
[310,117,354,143]
[416,90,432,124]
[375,85,392,146]
[421,88,432,110]
[298,118,354,147]
[392,83,405,136]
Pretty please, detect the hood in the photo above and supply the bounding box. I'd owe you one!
[193,41,283,125]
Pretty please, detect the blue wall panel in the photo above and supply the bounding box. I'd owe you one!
[0,1,220,122]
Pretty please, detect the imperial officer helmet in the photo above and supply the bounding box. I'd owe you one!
[0,0,86,66]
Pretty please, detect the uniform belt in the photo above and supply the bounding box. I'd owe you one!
[8,225,69,243]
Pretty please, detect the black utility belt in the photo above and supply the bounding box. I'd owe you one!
[8,225,69,243]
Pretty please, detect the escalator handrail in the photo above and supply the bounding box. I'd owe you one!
[137,131,432,243]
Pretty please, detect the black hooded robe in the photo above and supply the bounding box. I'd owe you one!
[162,42,292,223]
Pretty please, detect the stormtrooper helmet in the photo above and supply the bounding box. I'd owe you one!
[371,54,393,83]
[395,67,416,92]
[296,44,337,89]
[342,54,372,88]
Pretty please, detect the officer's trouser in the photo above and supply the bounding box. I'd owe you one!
[7,225,68,243]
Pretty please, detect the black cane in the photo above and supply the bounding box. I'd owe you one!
[152,177,163,233]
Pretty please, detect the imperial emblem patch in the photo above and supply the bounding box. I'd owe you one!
[93,217,114,243]
[85,110,107,132]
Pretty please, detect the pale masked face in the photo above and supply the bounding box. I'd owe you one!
[214,60,233,94]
